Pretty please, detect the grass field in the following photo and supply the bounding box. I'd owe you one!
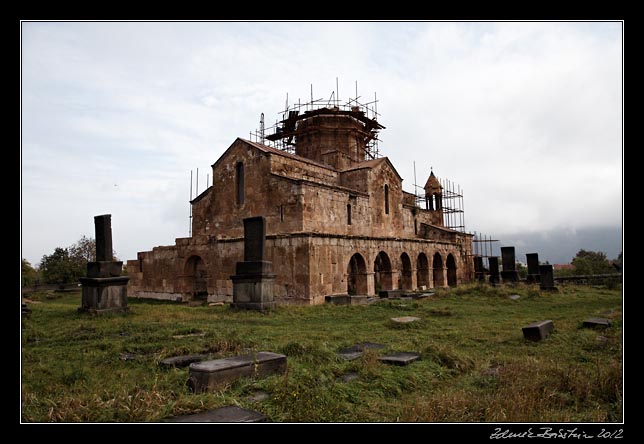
[21,284,622,423]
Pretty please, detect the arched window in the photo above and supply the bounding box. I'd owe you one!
[384,184,390,215]
[236,162,244,205]
[347,203,352,225]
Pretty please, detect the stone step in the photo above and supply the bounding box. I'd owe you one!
[187,351,287,393]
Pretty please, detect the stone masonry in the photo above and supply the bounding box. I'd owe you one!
[127,103,474,305]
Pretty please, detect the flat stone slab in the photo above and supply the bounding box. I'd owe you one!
[167,405,268,423]
[583,318,612,328]
[160,354,208,368]
[391,316,421,324]
[412,293,434,299]
[379,289,404,299]
[187,351,287,393]
[379,352,421,366]
[522,320,554,341]
[338,351,363,361]
[247,390,270,402]
[508,294,521,300]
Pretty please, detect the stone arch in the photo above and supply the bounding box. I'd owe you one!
[399,252,413,291]
[417,252,430,288]
[433,252,445,288]
[447,253,457,287]
[347,253,368,296]
[374,251,393,293]
[184,255,208,299]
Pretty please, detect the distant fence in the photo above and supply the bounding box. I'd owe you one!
[553,273,622,286]
[21,283,81,295]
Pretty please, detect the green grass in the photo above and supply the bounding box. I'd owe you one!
[21,284,622,422]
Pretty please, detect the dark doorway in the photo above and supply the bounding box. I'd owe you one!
[347,253,368,295]
[433,252,444,288]
[400,253,413,291]
[185,255,208,299]
[417,253,430,288]
[374,251,393,292]
[447,254,457,287]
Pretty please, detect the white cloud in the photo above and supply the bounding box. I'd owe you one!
[21,21,622,266]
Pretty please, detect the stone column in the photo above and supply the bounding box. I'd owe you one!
[539,264,557,291]
[473,256,485,282]
[231,217,276,311]
[79,214,129,315]
[488,256,500,285]
[526,253,540,283]
[442,268,449,288]
[500,246,519,283]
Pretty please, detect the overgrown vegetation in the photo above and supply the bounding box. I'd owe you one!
[555,249,622,277]
[21,284,622,422]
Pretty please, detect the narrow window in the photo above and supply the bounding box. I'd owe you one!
[414,219,418,235]
[236,162,244,205]
[280,205,284,222]
[384,184,390,215]
[347,203,352,225]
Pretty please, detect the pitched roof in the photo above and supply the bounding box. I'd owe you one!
[341,157,403,181]
[424,171,442,191]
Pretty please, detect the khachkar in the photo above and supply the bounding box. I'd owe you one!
[231,216,276,311]
[78,214,129,314]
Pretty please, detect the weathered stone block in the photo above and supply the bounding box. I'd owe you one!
[94,214,113,261]
[583,318,612,329]
[379,352,420,366]
[539,264,556,290]
[78,276,129,315]
[187,352,287,393]
[243,216,266,262]
[522,320,554,341]
[526,253,540,283]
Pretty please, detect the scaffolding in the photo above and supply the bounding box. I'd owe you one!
[411,167,466,233]
[472,232,500,268]
[249,80,384,160]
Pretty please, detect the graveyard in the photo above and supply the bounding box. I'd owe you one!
[21,283,622,422]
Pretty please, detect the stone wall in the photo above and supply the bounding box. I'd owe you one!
[128,232,473,305]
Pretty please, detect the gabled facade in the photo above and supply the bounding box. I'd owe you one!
[127,106,473,304]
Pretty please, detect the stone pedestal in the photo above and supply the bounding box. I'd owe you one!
[522,320,554,341]
[231,261,276,311]
[526,253,541,283]
[78,215,129,315]
[79,275,129,314]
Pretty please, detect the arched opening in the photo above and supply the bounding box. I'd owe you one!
[447,253,457,287]
[185,255,208,299]
[417,253,430,288]
[433,252,444,288]
[384,184,390,215]
[374,251,393,293]
[347,253,367,295]
[399,253,413,291]
[236,162,244,205]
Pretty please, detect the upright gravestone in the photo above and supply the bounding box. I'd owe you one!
[526,253,540,283]
[488,256,500,285]
[501,246,519,283]
[78,215,129,314]
[539,264,556,291]
[231,216,276,311]
[473,256,485,282]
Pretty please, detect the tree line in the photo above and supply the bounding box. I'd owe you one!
[21,236,120,287]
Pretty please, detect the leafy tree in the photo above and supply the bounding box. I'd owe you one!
[571,250,614,275]
[39,247,85,284]
[69,235,96,263]
[612,252,622,271]
[21,258,39,287]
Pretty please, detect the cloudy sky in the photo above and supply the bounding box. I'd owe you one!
[21,21,622,266]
